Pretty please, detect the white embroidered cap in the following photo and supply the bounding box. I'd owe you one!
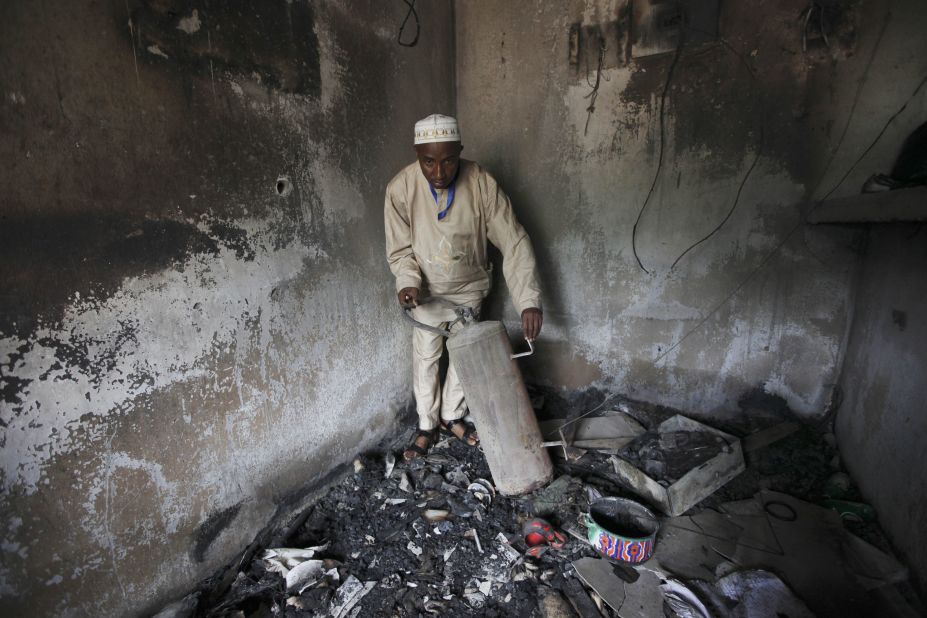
[414,114,461,145]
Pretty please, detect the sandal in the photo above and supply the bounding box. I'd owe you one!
[403,429,435,461]
[442,418,479,446]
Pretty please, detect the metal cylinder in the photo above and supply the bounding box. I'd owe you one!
[446,321,553,495]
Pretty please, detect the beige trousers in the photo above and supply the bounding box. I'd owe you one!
[410,295,482,430]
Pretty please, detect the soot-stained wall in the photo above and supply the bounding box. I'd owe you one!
[825,0,927,590]
[825,0,927,594]
[0,1,453,615]
[837,229,927,596]
[456,0,879,418]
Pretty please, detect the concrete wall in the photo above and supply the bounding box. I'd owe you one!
[816,0,927,596]
[455,0,903,419]
[0,1,453,615]
[837,229,927,596]
[456,0,927,593]
[825,0,927,593]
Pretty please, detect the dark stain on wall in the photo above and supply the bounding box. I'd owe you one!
[0,216,234,338]
[192,501,243,563]
[892,309,907,331]
[210,220,256,261]
[618,0,860,189]
[0,319,145,422]
[130,0,321,96]
[738,386,792,416]
[0,0,454,613]
[622,42,767,179]
[37,319,140,382]
[0,376,31,418]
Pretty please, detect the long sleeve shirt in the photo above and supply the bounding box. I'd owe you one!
[384,159,542,314]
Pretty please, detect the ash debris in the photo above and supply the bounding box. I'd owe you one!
[176,387,913,617]
[197,436,608,617]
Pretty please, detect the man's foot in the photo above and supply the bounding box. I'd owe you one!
[442,419,479,447]
[403,429,435,461]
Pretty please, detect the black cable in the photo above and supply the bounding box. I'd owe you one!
[815,72,927,204]
[654,71,927,365]
[584,38,608,136]
[809,5,892,200]
[397,0,419,48]
[672,9,890,270]
[631,28,685,275]
[671,151,761,270]
[669,35,765,271]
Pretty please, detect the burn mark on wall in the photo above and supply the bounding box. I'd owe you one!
[568,14,631,75]
[209,221,255,261]
[1,342,32,408]
[129,1,321,96]
[738,387,791,417]
[35,319,140,383]
[191,501,243,562]
[892,309,907,332]
[630,0,718,58]
[0,217,254,338]
[0,0,452,613]
[622,44,761,172]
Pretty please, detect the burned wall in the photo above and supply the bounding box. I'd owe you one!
[828,0,927,592]
[0,1,454,615]
[454,0,873,418]
[837,229,927,596]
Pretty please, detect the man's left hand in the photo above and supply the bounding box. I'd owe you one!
[521,308,543,342]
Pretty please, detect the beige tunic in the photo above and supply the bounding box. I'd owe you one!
[384,160,542,314]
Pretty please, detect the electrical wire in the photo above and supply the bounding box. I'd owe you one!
[669,34,765,271]
[584,38,609,136]
[397,0,419,48]
[815,72,927,204]
[555,393,620,432]
[653,71,927,365]
[809,4,892,200]
[629,25,764,273]
[631,30,685,275]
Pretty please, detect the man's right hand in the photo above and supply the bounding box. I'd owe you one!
[398,287,420,308]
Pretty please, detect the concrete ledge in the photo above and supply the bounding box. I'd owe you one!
[807,186,927,223]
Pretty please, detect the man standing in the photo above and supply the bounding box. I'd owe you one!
[385,114,543,460]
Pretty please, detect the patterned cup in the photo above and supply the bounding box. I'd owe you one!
[584,497,658,564]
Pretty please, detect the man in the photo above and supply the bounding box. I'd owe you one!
[384,114,543,460]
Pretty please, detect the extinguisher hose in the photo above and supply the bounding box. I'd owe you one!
[401,297,476,338]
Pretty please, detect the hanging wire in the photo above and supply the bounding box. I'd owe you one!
[584,37,609,136]
[397,0,420,48]
[555,393,620,432]
[653,71,927,366]
[668,33,765,271]
[801,2,832,52]
[809,4,892,200]
[630,29,685,275]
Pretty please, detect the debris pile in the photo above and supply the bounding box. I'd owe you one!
[178,391,922,617]
[616,430,727,484]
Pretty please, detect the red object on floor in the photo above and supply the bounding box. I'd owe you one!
[522,518,566,549]
[525,532,547,547]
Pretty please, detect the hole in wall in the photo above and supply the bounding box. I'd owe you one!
[275,175,293,197]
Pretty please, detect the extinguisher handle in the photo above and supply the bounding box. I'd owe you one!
[400,297,477,338]
[511,338,534,359]
[402,306,451,337]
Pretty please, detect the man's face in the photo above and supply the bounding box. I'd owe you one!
[415,141,463,190]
